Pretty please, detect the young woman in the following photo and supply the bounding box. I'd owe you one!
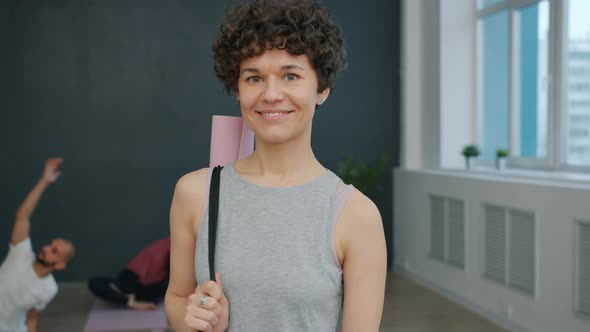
[165,1,387,331]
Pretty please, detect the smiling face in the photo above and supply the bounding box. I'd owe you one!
[236,48,330,145]
[36,238,74,271]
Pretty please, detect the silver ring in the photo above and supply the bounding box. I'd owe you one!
[199,296,207,306]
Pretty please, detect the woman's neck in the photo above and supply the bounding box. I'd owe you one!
[235,138,325,187]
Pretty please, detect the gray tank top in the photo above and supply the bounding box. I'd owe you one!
[195,164,353,331]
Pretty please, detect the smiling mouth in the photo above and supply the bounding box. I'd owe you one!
[256,110,294,118]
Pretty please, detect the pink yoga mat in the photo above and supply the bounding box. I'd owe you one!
[210,115,254,167]
[83,299,168,331]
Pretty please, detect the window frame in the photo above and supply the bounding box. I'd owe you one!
[476,0,590,173]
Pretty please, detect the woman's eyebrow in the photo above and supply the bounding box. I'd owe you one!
[240,64,305,75]
[281,64,305,71]
[240,67,259,74]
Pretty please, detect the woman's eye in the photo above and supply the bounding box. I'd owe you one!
[285,73,298,81]
[246,76,261,83]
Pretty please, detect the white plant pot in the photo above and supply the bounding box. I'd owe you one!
[465,158,472,170]
[496,158,507,170]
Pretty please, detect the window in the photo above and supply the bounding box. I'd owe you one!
[479,0,504,9]
[570,113,590,122]
[570,145,590,153]
[477,0,590,170]
[478,0,549,162]
[565,0,590,167]
[570,83,590,91]
[480,10,510,160]
[570,100,590,108]
[569,68,590,76]
[569,129,589,137]
[569,51,590,60]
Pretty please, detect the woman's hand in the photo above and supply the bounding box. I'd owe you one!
[185,273,229,332]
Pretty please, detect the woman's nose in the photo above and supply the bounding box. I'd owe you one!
[262,78,285,103]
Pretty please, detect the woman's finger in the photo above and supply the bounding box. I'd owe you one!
[184,313,213,332]
[200,280,223,300]
[188,292,222,311]
[186,304,219,327]
[200,297,224,318]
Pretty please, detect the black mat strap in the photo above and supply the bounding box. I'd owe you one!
[208,166,223,281]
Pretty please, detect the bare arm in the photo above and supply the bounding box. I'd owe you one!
[26,308,39,332]
[11,158,63,245]
[165,168,208,331]
[337,191,387,332]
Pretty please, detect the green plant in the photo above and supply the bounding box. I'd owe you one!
[335,154,389,196]
[496,148,509,158]
[462,145,480,158]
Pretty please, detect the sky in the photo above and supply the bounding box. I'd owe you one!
[568,0,590,40]
[538,0,590,40]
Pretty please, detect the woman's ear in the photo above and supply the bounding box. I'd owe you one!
[317,88,331,106]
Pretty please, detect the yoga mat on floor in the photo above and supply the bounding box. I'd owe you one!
[83,299,168,331]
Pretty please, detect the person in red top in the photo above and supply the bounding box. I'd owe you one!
[88,237,170,310]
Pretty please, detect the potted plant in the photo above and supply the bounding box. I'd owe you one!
[462,145,480,170]
[495,148,509,170]
[335,154,389,198]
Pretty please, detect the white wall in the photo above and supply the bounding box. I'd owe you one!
[439,0,477,168]
[394,168,590,332]
[401,0,476,170]
[401,0,424,169]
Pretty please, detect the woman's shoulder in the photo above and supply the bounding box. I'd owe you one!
[175,167,210,196]
[171,168,210,217]
[170,167,211,233]
[337,187,382,231]
[333,187,384,265]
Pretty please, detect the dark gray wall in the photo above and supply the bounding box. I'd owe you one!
[0,0,400,281]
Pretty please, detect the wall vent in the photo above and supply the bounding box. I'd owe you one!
[429,195,465,269]
[448,199,465,268]
[508,209,535,295]
[430,195,445,261]
[484,205,506,283]
[576,220,590,320]
[483,204,536,296]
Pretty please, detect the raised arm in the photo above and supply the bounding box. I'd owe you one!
[338,191,387,332]
[11,158,63,245]
[165,168,208,331]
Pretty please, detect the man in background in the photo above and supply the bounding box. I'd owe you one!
[0,158,76,332]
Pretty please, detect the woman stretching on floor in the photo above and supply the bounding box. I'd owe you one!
[88,237,170,310]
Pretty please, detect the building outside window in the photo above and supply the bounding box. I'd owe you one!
[477,0,590,170]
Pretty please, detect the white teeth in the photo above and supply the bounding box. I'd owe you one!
[264,112,286,117]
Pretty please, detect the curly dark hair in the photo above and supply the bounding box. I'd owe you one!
[213,0,347,94]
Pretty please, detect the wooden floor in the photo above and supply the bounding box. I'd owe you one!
[380,274,507,332]
[39,273,507,332]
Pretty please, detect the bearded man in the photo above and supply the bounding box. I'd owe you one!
[0,158,75,332]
